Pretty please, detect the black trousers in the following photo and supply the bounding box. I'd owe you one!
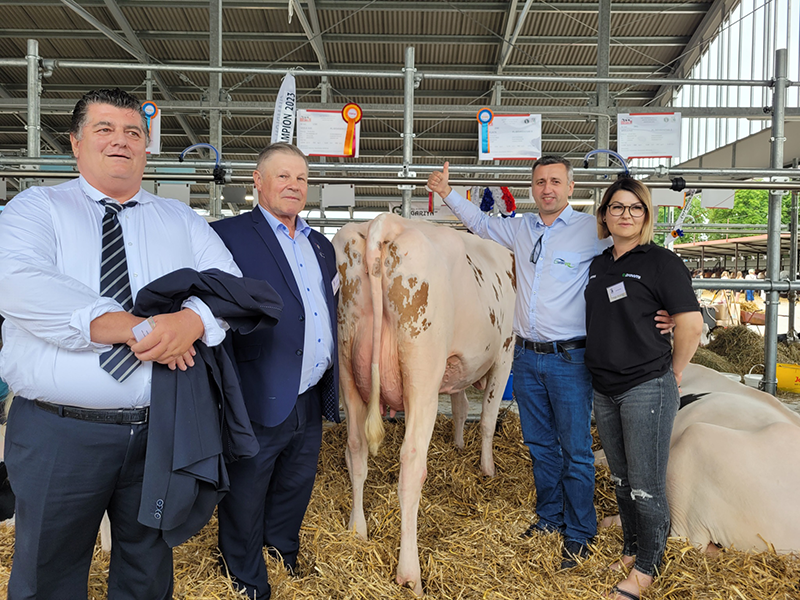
[217,386,322,599]
[4,397,173,600]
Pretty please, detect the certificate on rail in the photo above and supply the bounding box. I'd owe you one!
[617,112,681,159]
[478,113,541,161]
[297,109,361,158]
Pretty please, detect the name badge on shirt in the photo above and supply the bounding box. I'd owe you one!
[332,272,341,295]
[606,281,627,303]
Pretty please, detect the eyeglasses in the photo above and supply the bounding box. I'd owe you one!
[530,235,543,264]
[606,203,646,218]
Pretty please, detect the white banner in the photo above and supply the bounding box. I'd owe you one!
[145,111,161,155]
[271,73,297,144]
[478,113,541,161]
[700,188,735,209]
[617,112,681,159]
[296,109,361,157]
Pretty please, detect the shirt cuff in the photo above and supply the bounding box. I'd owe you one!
[70,297,126,353]
[182,296,229,347]
[443,189,464,206]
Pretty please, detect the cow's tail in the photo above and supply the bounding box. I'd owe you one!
[363,215,389,456]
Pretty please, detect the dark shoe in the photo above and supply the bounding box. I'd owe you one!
[560,540,591,569]
[520,521,560,539]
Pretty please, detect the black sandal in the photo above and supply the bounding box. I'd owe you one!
[609,586,640,600]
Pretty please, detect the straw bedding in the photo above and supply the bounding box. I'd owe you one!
[2,409,798,599]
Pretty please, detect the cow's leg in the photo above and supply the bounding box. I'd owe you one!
[342,365,370,540]
[396,387,439,596]
[478,374,505,477]
[450,390,468,450]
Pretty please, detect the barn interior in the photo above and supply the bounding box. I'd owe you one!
[1,1,800,598]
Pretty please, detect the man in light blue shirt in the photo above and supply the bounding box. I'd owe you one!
[428,156,603,568]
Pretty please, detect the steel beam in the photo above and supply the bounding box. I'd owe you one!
[0,1,713,13]
[101,0,200,144]
[209,0,223,218]
[26,39,41,162]
[2,29,691,46]
[0,98,794,119]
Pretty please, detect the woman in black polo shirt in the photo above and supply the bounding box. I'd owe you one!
[584,177,702,600]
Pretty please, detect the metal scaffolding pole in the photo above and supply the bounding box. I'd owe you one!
[789,189,799,342]
[208,0,223,218]
[26,39,41,164]
[594,0,611,209]
[763,48,788,395]
[400,46,416,219]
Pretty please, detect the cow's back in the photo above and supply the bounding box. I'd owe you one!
[333,214,515,410]
[668,364,800,553]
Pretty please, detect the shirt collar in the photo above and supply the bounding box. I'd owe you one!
[534,203,575,228]
[604,242,654,258]
[79,175,147,206]
[258,204,311,238]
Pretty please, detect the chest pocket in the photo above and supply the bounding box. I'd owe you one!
[549,251,582,283]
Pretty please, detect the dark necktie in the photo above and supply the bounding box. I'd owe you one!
[98,199,141,382]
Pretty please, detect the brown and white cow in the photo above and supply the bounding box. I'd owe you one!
[333,213,515,595]
[667,363,800,554]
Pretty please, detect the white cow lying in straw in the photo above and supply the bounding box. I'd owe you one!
[667,363,800,554]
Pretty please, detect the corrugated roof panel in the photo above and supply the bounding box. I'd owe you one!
[319,9,505,36]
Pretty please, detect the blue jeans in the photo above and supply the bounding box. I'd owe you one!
[513,344,597,544]
[593,372,679,577]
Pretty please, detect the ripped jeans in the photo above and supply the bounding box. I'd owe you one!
[593,371,679,577]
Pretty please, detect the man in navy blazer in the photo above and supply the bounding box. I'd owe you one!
[211,143,340,599]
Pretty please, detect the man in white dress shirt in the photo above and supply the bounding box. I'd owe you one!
[0,89,241,600]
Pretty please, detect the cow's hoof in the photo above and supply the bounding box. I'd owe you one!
[397,576,423,596]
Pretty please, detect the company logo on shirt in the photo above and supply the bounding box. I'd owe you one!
[622,272,641,279]
[553,257,575,268]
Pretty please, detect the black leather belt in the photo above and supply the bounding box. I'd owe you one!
[34,400,149,424]
[516,337,586,357]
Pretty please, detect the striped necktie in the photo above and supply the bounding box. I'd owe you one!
[98,199,141,382]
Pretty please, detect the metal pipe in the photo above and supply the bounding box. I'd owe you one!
[594,0,611,211]
[46,58,773,87]
[1,170,799,191]
[789,189,798,341]
[26,39,41,163]
[0,96,795,120]
[400,46,415,219]
[208,0,223,219]
[763,48,788,395]
[3,170,800,190]
[53,59,404,79]
[692,279,800,292]
[1,155,797,180]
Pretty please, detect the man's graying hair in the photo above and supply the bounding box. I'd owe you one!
[256,143,309,171]
[531,155,574,183]
[70,88,149,142]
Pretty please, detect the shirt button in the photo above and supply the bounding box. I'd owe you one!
[314,312,318,316]
[128,242,133,246]
[133,273,138,277]
[306,288,310,291]
[296,349,303,356]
